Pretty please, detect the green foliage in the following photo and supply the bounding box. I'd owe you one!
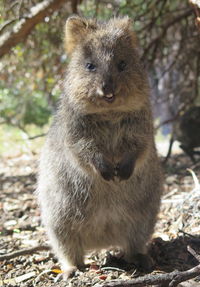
[0,0,199,131]
[0,2,66,129]
[0,88,18,120]
[0,87,51,126]
[22,92,51,126]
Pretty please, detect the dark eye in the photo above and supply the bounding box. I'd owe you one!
[85,63,96,71]
[117,60,126,72]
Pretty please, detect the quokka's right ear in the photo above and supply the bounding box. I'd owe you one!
[64,15,96,54]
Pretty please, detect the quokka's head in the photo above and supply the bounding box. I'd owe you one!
[64,15,149,114]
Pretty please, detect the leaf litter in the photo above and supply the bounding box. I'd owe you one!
[0,152,200,286]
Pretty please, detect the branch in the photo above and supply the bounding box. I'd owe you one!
[95,246,200,287]
[155,115,177,130]
[0,0,67,58]
[0,244,50,261]
[94,264,200,287]
[28,133,46,140]
[142,8,193,60]
[0,19,18,33]
[187,245,200,263]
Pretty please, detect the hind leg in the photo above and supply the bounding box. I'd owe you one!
[122,215,156,271]
[123,231,148,262]
[47,228,85,278]
[123,234,154,271]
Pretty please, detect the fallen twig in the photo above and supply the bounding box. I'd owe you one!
[100,267,126,272]
[187,245,200,263]
[0,244,50,261]
[94,263,200,287]
[0,271,36,286]
[187,169,200,191]
[95,246,200,287]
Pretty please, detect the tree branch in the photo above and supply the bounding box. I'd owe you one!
[0,19,18,33]
[0,0,67,58]
[142,8,193,61]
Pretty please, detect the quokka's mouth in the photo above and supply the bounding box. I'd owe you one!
[103,94,115,103]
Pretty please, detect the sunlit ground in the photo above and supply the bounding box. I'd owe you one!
[155,131,182,157]
[0,124,48,157]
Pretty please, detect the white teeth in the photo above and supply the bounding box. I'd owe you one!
[106,94,113,98]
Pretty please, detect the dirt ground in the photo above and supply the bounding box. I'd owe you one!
[0,151,200,287]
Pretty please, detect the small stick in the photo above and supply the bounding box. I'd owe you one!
[178,229,197,238]
[94,264,200,287]
[187,245,200,263]
[0,244,50,261]
[100,267,126,272]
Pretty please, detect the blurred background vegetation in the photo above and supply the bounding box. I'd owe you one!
[0,0,199,157]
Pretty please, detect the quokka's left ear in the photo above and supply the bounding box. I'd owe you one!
[64,15,97,55]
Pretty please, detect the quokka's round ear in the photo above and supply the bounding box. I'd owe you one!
[117,16,133,31]
[110,16,133,31]
[64,15,96,54]
[109,16,138,48]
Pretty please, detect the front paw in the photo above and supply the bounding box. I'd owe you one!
[92,155,115,181]
[116,153,135,180]
[99,160,115,181]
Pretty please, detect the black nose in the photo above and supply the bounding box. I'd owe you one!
[102,77,114,95]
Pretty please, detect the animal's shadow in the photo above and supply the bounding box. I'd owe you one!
[103,235,200,274]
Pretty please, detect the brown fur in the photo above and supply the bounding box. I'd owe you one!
[37,16,163,275]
